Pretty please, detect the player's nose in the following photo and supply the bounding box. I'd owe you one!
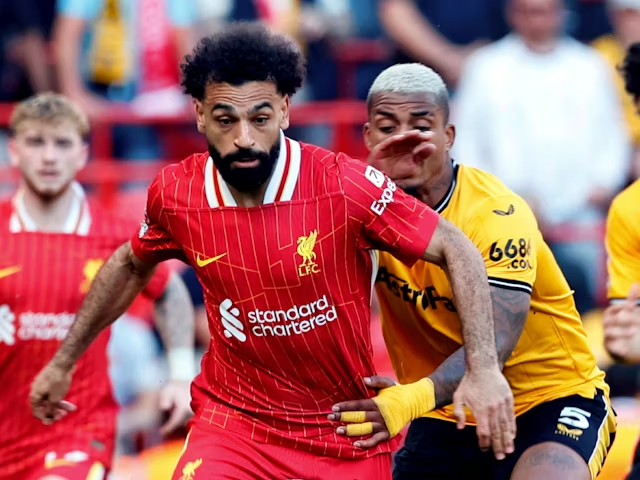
[234,120,256,150]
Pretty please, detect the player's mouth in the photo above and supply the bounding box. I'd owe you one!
[231,158,260,169]
[38,170,61,180]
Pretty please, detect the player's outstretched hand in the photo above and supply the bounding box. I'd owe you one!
[367,130,436,180]
[604,284,640,363]
[29,363,77,425]
[453,368,515,461]
[328,376,396,449]
[159,380,193,436]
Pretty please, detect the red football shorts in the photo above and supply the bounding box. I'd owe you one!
[27,458,107,480]
[172,423,392,480]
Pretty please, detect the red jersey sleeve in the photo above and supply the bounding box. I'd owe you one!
[342,157,440,266]
[130,174,185,264]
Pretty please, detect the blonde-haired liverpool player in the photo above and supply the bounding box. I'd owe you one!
[333,63,616,480]
[603,41,640,480]
[0,93,195,480]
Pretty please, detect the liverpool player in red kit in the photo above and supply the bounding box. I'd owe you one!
[0,93,196,480]
[31,25,515,479]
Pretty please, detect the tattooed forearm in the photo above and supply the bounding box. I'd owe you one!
[491,286,530,367]
[154,273,195,350]
[428,286,530,408]
[428,219,497,371]
[52,242,156,371]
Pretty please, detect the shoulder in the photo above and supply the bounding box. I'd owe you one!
[148,152,209,208]
[457,165,536,228]
[298,141,356,192]
[610,180,640,223]
[563,38,609,68]
[467,36,515,66]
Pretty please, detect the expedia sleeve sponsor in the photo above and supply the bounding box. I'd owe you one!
[342,160,439,267]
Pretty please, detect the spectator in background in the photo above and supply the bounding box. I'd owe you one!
[53,0,195,160]
[453,0,630,313]
[0,0,52,101]
[593,0,640,147]
[378,0,509,88]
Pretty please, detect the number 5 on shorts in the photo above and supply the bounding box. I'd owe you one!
[558,406,591,430]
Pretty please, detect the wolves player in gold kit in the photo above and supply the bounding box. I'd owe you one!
[604,41,640,480]
[333,64,616,480]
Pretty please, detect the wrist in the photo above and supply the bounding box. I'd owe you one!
[372,378,436,437]
[167,347,196,382]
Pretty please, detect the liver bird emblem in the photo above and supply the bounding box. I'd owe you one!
[297,230,320,276]
[179,458,203,480]
[297,230,318,266]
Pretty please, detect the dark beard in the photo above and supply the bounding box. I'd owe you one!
[209,141,280,193]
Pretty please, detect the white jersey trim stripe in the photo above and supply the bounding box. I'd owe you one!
[279,138,301,202]
[204,157,218,209]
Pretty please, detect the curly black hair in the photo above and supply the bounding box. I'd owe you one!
[181,22,306,101]
[620,42,640,99]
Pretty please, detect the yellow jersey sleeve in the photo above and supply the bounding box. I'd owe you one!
[606,190,640,302]
[466,196,537,294]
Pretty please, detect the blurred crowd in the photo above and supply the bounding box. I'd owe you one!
[1,0,639,468]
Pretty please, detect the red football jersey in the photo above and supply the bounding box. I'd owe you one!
[0,184,170,477]
[130,133,440,459]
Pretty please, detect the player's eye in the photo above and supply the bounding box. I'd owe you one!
[217,118,233,126]
[254,116,269,125]
[379,126,394,134]
[414,126,431,132]
[25,137,44,146]
[56,139,72,148]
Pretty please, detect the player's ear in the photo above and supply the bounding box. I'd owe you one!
[445,124,456,153]
[194,99,206,134]
[78,141,89,170]
[279,95,290,130]
[7,138,19,167]
[363,122,373,152]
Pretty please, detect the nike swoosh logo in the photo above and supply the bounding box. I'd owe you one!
[196,253,227,268]
[0,266,22,279]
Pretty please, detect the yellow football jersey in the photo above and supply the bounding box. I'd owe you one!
[606,180,640,302]
[376,164,607,423]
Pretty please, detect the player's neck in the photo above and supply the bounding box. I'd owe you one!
[19,184,79,232]
[416,159,454,209]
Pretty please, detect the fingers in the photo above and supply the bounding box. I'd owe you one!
[344,422,374,436]
[330,399,378,415]
[364,376,397,389]
[475,411,492,452]
[336,421,386,438]
[488,405,507,460]
[328,410,381,423]
[500,403,516,457]
[160,409,184,436]
[159,391,173,411]
[412,142,436,163]
[354,431,391,449]
[59,400,77,412]
[453,392,467,430]
[338,411,367,423]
